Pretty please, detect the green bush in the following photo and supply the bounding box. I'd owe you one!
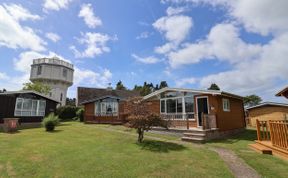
[42,113,59,132]
[55,106,78,121]
[76,108,84,122]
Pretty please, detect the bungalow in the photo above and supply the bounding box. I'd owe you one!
[77,87,140,124]
[143,87,246,141]
[246,102,288,127]
[0,90,59,127]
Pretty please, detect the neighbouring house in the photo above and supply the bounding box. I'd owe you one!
[276,86,288,99]
[246,102,288,127]
[143,87,246,141]
[77,87,140,124]
[0,90,59,126]
[249,88,288,160]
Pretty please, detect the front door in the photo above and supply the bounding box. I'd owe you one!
[196,97,209,127]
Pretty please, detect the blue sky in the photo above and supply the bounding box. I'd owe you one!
[0,0,287,102]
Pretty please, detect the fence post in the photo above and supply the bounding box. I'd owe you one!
[186,114,189,130]
[256,119,261,141]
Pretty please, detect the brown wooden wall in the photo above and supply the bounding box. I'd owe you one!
[248,106,288,127]
[211,95,245,131]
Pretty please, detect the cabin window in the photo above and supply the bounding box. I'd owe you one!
[166,99,176,113]
[94,98,118,116]
[222,98,230,112]
[160,100,165,113]
[37,66,42,75]
[14,98,46,116]
[60,93,63,101]
[185,97,194,113]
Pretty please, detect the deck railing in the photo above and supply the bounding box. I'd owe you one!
[256,120,270,141]
[269,121,288,151]
[256,119,288,151]
[160,113,194,120]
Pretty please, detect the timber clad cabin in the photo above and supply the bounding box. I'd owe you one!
[0,91,59,124]
[79,87,246,141]
[246,102,288,127]
[77,87,140,124]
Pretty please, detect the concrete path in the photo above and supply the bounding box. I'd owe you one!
[211,147,261,178]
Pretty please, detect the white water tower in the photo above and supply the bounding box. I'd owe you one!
[30,57,74,106]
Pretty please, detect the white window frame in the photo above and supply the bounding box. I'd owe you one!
[14,98,46,117]
[222,98,230,112]
[160,95,195,120]
[94,99,119,116]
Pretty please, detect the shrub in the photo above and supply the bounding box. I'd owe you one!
[42,113,59,132]
[76,107,84,122]
[55,106,78,121]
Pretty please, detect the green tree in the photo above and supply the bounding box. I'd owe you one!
[159,81,168,89]
[244,95,262,107]
[125,97,169,142]
[116,80,127,90]
[208,83,220,90]
[23,82,51,95]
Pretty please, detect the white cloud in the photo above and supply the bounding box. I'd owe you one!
[199,32,288,95]
[70,32,116,58]
[131,54,161,64]
[136,31,153,39]
[43,0,72,11]
[45,32,61,42]
[74,67,112,87]
[153,14,192,44]
[3,4,41,21]
[168,23,262,68]
[154,42,176,54]
[0,4,46,51]
[162,0,288,36]
[175,77,196,87]
[166,6,187,16]
[79,3,102,28]
[0,72,9,80]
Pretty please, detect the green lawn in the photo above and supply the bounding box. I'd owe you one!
[0,122,233,178]
[206,128,288,178]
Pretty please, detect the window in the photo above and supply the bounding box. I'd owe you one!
[14,98,46,116]
[185,97,194,113]
[63,69,67,77]
[160,100,165,113]
[60,93,63,101]
[166,99,176,113]
[94,98,118,116]
[177,98,182,113]
[223,98,230,112]
[37,66,42,75]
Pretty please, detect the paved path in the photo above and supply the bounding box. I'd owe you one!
[93,126,262,178]
[211,147,261,178]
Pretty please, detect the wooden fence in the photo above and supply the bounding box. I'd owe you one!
[269,120,288,151]
[256,119,288,151]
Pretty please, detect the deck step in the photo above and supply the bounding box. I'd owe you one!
[249,143,272,155]
[181,136,205,143]
[183,132,206,137]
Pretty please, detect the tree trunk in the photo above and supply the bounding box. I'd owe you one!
[137,128,144,143]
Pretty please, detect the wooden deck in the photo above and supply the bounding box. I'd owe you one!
[250,120,288,160]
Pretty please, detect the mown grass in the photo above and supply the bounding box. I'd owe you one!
[206,128,288,178]
[0,122,233,178]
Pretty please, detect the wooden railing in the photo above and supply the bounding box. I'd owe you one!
[202,114,217,130]
[256,120,270,141]
[160,113,194,120]
[269,121,288,151]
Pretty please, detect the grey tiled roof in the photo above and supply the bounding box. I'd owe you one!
[77,87,140,105]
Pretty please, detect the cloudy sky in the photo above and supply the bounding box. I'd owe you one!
[0,0,287,102]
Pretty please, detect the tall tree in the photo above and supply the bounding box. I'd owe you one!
[66,98,76,106]
[23,82,51,95]
[208,83,220,90]
[159,81,168,89]
[244,95,262,107]
[116,80,127,90]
